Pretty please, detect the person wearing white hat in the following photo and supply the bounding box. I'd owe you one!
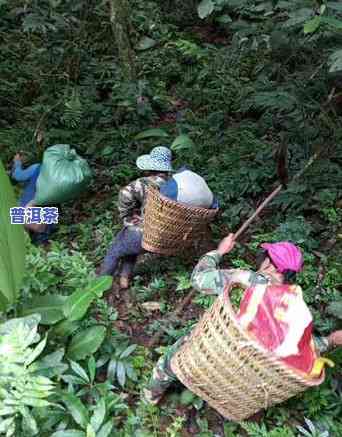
[98,146,173,290]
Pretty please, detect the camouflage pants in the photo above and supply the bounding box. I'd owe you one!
[144,335,189,403]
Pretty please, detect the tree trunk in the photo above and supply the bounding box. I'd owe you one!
[109,0,136,80]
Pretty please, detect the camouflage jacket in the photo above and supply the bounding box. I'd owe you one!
[118,174,168,227]
[191,250,331,354]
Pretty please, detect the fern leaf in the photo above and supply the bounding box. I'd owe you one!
[328,49,342,73]
[242,91,297,113]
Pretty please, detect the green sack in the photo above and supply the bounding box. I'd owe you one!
[34,144,92,205]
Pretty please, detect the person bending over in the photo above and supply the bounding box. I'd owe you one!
[144,235,342,404]
[98,146,172,289]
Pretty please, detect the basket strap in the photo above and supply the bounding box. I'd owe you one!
[223,282,234,305]
[182,227,193,241]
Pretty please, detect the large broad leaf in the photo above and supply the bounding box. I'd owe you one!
[67,326,106,361]
[21,407,38,436]
[0,160,25,311]
[51,431,85,437]
[63,276,112,321]
[61,393,89,429]
[198,0,215,19]
[216,14,232,24]
[86,425,96,437]
[51,319,80,338]
[88,356,96,383]
[136,36,157,51]
[70,360,90,382]
[134,128,169,140]
[30,349,68,378]
[97,421,114,437]
[90,398,106,432]
[22,294,67,324]
[120,344,137,359]
[283,8,313,28]
[328,49,342,73]
[303,16,321,34]
[170,134,194,152]
[107,358,117,381]
[116,361,126,387]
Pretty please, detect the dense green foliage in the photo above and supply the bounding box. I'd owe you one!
[1,0,342,435]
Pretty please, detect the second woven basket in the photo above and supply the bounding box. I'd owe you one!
[142,186,218,256]
[170,287,324,422]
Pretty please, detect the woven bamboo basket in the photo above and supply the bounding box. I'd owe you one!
[170,286,325,422]
[142,186,218,256]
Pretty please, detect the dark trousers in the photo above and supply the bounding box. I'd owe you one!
[99,226,143,278]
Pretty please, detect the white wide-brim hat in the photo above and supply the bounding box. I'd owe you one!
[136,146,173,172]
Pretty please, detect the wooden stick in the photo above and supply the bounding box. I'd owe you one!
[234,151,321,240]
[234,185,282,239]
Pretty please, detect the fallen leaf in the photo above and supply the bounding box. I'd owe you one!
[141,302,162,312]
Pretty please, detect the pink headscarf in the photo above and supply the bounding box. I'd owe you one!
[261,242,303,273]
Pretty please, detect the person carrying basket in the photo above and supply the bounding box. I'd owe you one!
[144,234,342,405]
[98,146,173,289]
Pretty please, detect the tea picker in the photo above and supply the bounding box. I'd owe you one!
[144,146,342,421]
[98,146,219,290]
[12,144,92,245]
[97,146,172,289]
